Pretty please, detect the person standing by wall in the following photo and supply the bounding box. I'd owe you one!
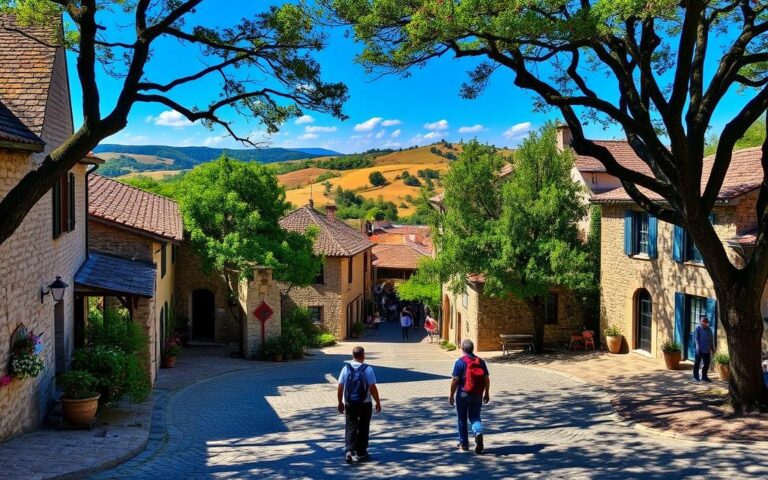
[337,346,382,464]
[449,339,490,454]
[693,316,715,382]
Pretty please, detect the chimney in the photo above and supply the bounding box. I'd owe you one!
[326,203,337,219]
[556,123,572,152]
[307,198,314,209]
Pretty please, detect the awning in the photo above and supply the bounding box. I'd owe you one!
[75,252,156,298]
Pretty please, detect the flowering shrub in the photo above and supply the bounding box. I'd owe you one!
[9,333,44,379]
[164,334,182,358]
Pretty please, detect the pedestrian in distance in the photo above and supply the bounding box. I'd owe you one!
[373,311,381,330]
[400,308,413,341]
[693,316,715,382]
[424,314,438,343]
[337,346,382,464]
[449,339,490,454]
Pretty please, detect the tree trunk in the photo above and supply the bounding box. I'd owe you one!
[716,288,768,413]
[526,296,546,354]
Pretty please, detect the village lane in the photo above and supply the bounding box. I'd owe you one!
[94,323,768,480]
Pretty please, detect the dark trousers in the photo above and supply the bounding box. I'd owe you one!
[455,391,483,447]
[345,402,372,455]
[402,326,410,340]
[694,352,712,379]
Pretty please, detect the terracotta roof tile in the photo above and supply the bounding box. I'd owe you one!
[573,141,653,175]
[0,15,60,142]
[372,244,426,270]
[729,229,757,247]
[89,175,183,241]
[591,147,764,204]
[280,205,373,257]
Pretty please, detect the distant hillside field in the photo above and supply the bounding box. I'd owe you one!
[97,152,174,165]
[374,144,463,165]
[277,167,332,188]
[120,170,186,180]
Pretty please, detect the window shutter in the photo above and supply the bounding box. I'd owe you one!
[674,292,685,346]
[706,297,718,343]
[672,225,684,263]
[60,175,69,233]
[624,210,635,255]
[648,214,658,258]
[709,212,716,225]
[52,179,61,239]
[68,173,76,231]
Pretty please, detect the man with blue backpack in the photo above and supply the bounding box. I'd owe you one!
[337,346,382,464]
[449,339,490,454]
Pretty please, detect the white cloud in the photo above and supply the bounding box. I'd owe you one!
[424,131,440,140]
[390,129,401,138]
[305,125,337,133]
[408,131,444,146]
[424,119,449,131]
[114,133,149,145]
[147,110,193,128]
[298,133,319,140]
[503,122,533,139]
[351,133,374,140]
[295,115,315,125]
[203,135,226,147]
[458,124,485,134]
[354,117,383,132]
[375,130,386,139]
[381,119,401,127]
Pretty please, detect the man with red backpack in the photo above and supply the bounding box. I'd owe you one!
[449,339,490,453]
[337,346,382,464]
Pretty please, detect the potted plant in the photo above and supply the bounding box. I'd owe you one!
[714,352,730,381]
[58,370,100,424]
[661,340,683,370]
[262,337,284,362]
[604,325,624,354]
[351,321,366,338]
[162,334,182,368]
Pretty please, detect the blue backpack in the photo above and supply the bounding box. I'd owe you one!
[344,364,369,404]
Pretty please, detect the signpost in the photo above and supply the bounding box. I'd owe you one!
[253,301,274,345]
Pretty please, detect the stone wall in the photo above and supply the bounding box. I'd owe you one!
[0,153,87,442]
[88,221,153,262]
[239,268,281,359]
[281,256,344,338]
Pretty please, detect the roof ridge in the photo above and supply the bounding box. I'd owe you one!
[307,206,355,256]
[93,174,180,206]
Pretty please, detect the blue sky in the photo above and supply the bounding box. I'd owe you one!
[66,3,749,154]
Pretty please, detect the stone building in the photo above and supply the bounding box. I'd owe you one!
[0,16,99,442]
[370,223,433,283]
[80,175,183,382]
[279,202,373,339]
[593,147,768,360]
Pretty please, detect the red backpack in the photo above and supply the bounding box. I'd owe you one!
[462,356,486,395]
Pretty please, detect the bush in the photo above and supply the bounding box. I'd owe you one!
[369,171,387,187]
[351,321,366,337]
[58,370,98,399]
[604,324,623,337]
[403,176,422,187]
[73,345,150,405]
[312,332,337,347]
[660,340,682,353]
[714,352,730,365]
[260,337,283,359]
[443,342,457,351]
[281,324,309,357]
[88,307,147,355]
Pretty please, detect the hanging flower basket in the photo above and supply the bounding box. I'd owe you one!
[4,326,45,384]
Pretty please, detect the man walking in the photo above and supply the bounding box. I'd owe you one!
[693,316,715,382]
[337,346,382,463]
[400,308,413,341]
[449,339,490,453]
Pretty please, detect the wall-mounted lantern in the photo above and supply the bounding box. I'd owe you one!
[41,276,69,304]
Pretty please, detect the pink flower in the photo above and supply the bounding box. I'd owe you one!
[0,375,12,388]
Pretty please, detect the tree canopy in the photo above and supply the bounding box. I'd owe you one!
[369,170,387,187]
[434,130,593,351]
[178,156,320,286]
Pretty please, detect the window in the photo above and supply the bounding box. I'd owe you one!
[314,259,325,284]
[462,292,468,308]
[52,173,76,238]
[675,292,717,360]
[161,243,167,278]
[309,306,322,325]
[545,292,558,325]
[636,290,652,352]
[348,257,353,284]
[624,210,658,258]
[685,233,703,263]
[673,215,713,264]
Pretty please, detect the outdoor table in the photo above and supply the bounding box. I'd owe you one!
[500,334,535,355]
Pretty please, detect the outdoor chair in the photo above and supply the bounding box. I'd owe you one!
[569,332,584,351]
[582,330,596,351]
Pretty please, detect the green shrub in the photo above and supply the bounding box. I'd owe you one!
[369,171,387,187]
[259,337,283,359]
[714,352,730,365]
[58,370,98,400]
[444,342,457,351]
[311,332,337,348]
[281,324,309,356]
[660,340,682,353]
[403,176,422,187]
[88,307,147,355]
[73,345,150,405]
[604,324,623,337]
[351,321,366,337]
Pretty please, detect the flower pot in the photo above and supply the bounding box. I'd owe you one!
[61,394,100,424]
[272,354,283,362]
[663,351,682,370]
[606,336,623,354]
[162,356,177,368]
[716,363,730,381]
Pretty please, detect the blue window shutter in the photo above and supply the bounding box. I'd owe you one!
[672,225,684,263]
[706,297,718,343]
[709,212,716,225]
[648,214,658,258]
[674,292,685,345]
[624,210,634,255]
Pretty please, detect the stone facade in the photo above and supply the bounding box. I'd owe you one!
[239,268,281,359]
[441,282,583,352]
[599,197,768,361]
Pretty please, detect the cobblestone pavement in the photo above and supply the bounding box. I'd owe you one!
[95,324,768,480]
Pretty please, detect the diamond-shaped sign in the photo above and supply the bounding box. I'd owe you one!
[253,302,273,323]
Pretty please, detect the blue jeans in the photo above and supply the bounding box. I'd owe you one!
[455,391,483,447]
[693,351,711,380]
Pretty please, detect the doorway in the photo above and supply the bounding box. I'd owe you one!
[192,289,215,341]
[685,295,708,360]
[636,290,652,352]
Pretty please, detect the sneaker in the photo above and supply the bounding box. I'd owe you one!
[457,443,469,451]
[357,453,370,462]
[475,434,484,454]
[692,376,700,382]
[345,451,355,464]
[702,377,713,383]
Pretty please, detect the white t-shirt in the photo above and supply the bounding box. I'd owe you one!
[338,361,377,403]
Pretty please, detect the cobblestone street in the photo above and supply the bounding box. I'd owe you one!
[95,324,768,479]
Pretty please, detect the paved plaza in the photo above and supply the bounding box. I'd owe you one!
[93,324,768,479]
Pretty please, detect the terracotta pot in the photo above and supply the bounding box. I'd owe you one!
[162,356,177,368]
[663,351,682,370]
[606,336,623,354]
[61,394,100,424]
[273,354,283,362]
[716,363,730,381]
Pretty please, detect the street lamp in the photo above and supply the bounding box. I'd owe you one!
[41,276,69,304]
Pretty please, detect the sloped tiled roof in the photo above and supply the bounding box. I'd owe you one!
[729,229,757,247]
[372,243,427,270]
[592,147,764,204]
[0,100,42,147]
[75,252,156,298]
[573,141,653,175]
[0,15,60,144]
[89,175,183,241]
[280,204,373,257]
